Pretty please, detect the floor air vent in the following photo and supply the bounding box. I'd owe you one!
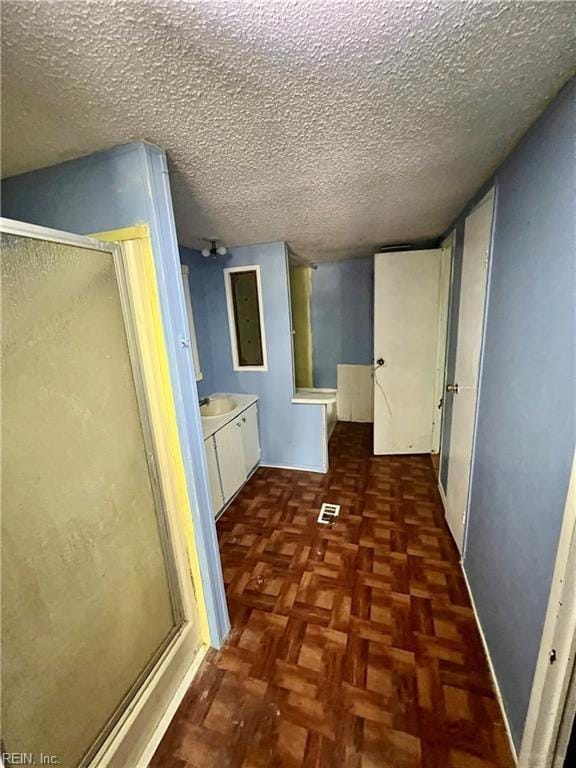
[317,503,341,524]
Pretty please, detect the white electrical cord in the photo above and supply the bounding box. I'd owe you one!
[373,360,393,416]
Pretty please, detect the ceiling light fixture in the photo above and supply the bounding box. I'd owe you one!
[201,239,228,258]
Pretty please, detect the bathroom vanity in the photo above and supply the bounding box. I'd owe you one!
[201,393,260,518]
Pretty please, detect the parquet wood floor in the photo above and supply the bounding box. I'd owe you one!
[151,423,514,768]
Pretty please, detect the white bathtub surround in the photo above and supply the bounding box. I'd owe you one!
[290,388,337,472]
[336,365,374,423]
[291,388,336,405]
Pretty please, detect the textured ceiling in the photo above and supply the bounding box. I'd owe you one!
[1,1,574,261]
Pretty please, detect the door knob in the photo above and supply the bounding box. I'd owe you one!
[446,383,459,393]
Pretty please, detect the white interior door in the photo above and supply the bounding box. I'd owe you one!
[444,190,494,550]
[373,249,442,454]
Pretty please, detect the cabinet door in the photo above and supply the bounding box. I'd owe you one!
[204,436,224,516]
[240,405,260,474]
[214,419,246,503]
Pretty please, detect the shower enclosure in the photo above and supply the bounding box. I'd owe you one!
[1,219,201,767]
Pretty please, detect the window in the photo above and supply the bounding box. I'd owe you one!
[224,265,268,371]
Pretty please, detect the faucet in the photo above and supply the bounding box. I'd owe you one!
[199,396,210,407]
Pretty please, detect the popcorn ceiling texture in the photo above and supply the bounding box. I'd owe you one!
[1,0,574,261]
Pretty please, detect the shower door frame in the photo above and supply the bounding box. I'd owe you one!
[0,218,203,768]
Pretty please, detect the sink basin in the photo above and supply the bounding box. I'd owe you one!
[200,396,237,418]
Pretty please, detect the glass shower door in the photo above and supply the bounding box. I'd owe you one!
[1,224,186,766]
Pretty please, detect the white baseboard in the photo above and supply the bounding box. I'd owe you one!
[260,462,327,474]
[438,476,517,761]
[461,568,518,765]
[437,479,448,513]
[138,644,208,767]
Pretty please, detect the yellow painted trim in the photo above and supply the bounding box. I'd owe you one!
[289,264,314,388]
[91,224,150,242]
[92,226,211,645]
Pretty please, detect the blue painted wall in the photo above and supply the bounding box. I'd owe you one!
[443,79,575,748]
[182,242,326,472]
[310,257,374,388]
[1,142,230,646]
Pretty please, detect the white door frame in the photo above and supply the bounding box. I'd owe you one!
[444,189,494,551]
[431,233,454,454]
[519,450,576,768]
[93,231,206,768]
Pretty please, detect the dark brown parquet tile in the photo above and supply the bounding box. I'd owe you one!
[151,423,514,768]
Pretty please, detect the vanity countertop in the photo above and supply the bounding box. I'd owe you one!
[201,393,259,439]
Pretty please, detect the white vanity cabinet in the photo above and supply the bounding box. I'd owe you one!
[214,419,247,503]
[203,401,260,517]
[239,405,260,474]
[204,435,224,514]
